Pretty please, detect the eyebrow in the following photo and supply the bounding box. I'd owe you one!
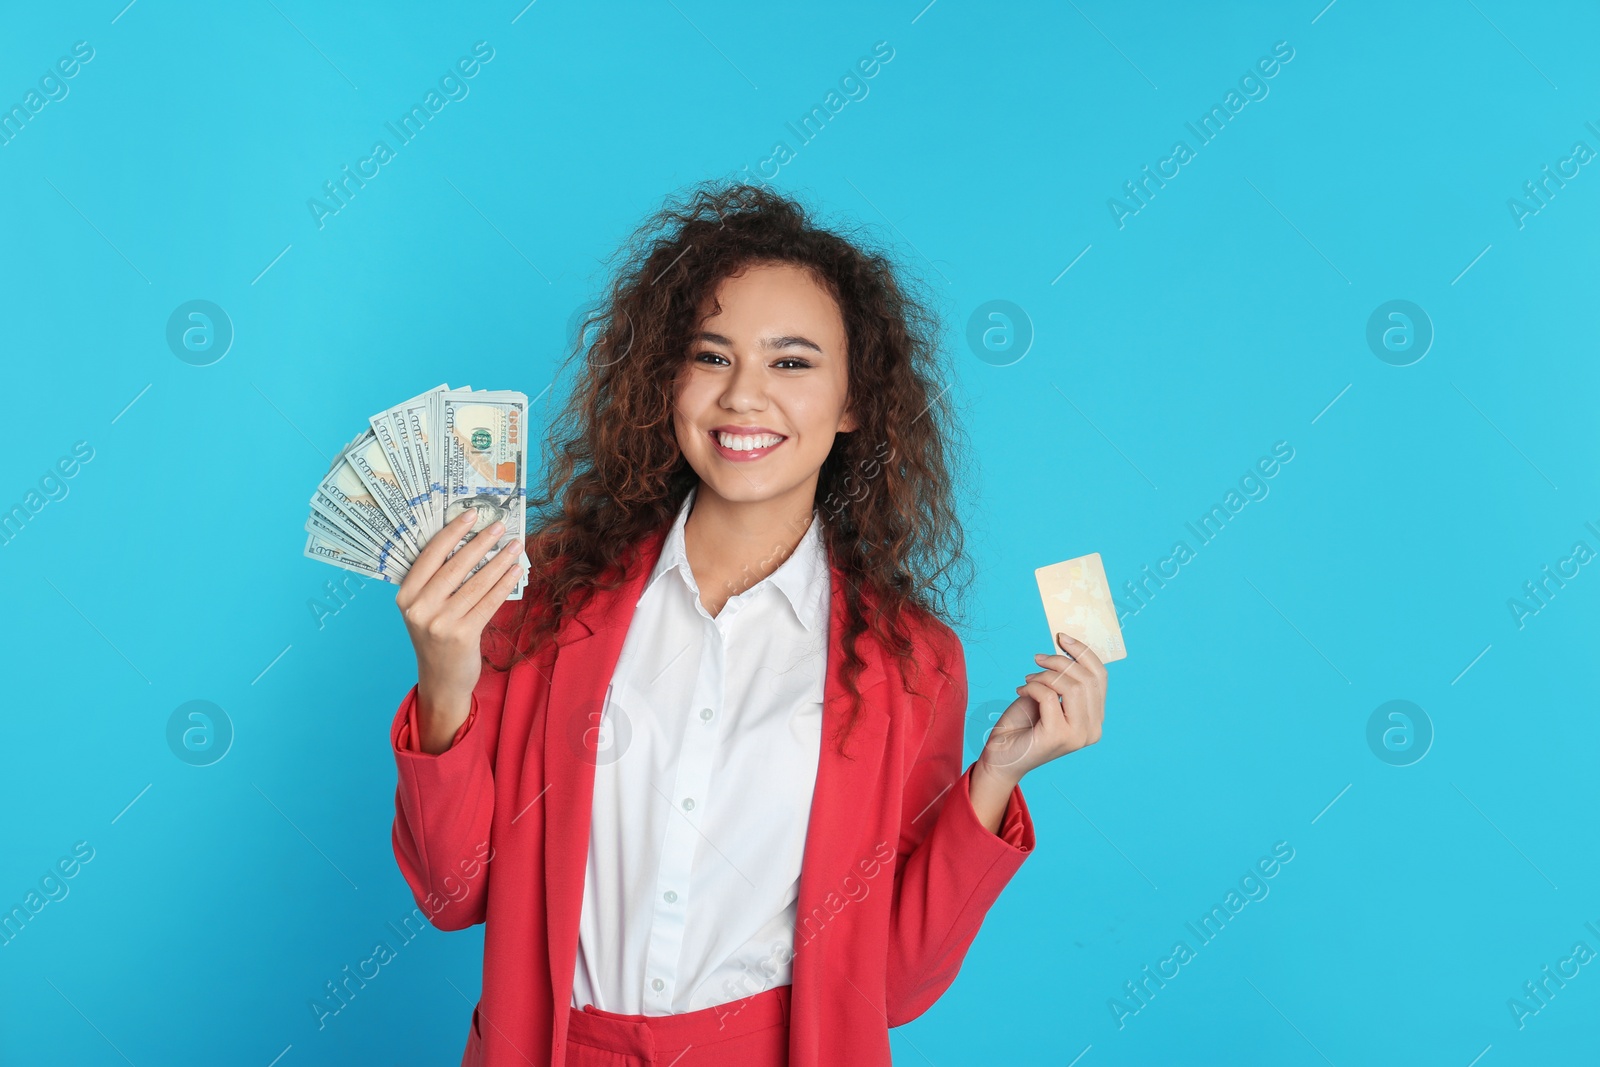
[693,331,824,353]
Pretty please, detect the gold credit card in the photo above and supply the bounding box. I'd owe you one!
[1034,552,1127,663]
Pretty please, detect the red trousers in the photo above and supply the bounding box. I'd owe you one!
[563,985,791,1067]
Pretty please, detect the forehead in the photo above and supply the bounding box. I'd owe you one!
[697,262,844,342]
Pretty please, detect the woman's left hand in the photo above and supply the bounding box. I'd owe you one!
[977,631,1108,785]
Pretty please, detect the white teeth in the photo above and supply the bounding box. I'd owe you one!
[715,432,783,451]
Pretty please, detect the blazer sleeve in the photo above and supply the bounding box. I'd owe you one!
[885,629,1036,1027]
[389,656,511,932]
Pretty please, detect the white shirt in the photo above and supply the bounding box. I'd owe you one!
[571,484,831,1015]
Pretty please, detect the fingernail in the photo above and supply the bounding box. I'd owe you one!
[488,521,505,536]
[1034,653,1047,662]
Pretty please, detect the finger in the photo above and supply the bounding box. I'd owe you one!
[438,521,506,591]
[1023,676,1090,747]
[1053,632,1108,683]
[1028,679,1080,746]
[1054,631,1107,678]
[399,509,480,606]
[419,521,505,614]
[1061,678,1096,744]
[444,537,522,619]
[1053,653,1102,744]
[463,551,527,631]
[1030,656,1095,689]
[1017,675,1094,726]
[1015,679,1064,719]
[1024,669,1087,703]
[1034,654,1106,740]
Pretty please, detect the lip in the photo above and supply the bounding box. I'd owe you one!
[709,424,785,436]
[707,426,787,462]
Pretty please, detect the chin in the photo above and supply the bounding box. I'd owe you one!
[683,455,803,506]
[694,471,792,504]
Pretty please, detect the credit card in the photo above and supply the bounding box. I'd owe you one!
[1034,552,1127,663]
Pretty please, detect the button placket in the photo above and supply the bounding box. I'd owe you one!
[641,599,726,1010]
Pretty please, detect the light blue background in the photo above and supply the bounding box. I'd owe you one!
[2,1,1597,1064]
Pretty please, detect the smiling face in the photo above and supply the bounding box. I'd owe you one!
[672,260,857,509]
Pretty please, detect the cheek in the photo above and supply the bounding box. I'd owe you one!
[798,381,850,435]
[670,377,701,433]
[787,402,843,456]
[673,380,725,454]
[671,410,698,452]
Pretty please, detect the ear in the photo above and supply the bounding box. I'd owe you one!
[838,406,858,434]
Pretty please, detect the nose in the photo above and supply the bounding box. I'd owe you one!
[719,355,768,412]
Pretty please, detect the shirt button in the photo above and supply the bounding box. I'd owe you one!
[682,797,695,811]
[699,707,714,722]
[651,978,665,991]
[664,889,678,903]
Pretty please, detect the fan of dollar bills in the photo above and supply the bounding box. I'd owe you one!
[303,384,531,599]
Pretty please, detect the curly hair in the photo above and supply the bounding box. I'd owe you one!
[484,180,974,755]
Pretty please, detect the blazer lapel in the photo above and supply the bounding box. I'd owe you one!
[791,560,890,979]
[544,525,669,1023]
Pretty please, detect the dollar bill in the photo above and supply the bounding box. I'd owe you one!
[373,384,447,535]
[310,461,414,574]
[345,430,426,557]
[440,389,529,599]
[304,384,528,598]
[304,531,401,584]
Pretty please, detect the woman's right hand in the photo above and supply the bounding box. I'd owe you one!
[395,509,527,751]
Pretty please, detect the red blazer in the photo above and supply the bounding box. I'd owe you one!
[390,522,1036,1067]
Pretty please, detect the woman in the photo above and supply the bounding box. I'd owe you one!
[388,183,1108,1067]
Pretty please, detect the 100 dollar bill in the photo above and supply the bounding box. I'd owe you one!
[440,390,529,598]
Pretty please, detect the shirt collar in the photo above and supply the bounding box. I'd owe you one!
[645,484,829,631]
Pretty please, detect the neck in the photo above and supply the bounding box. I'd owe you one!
[682,478,820,609]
